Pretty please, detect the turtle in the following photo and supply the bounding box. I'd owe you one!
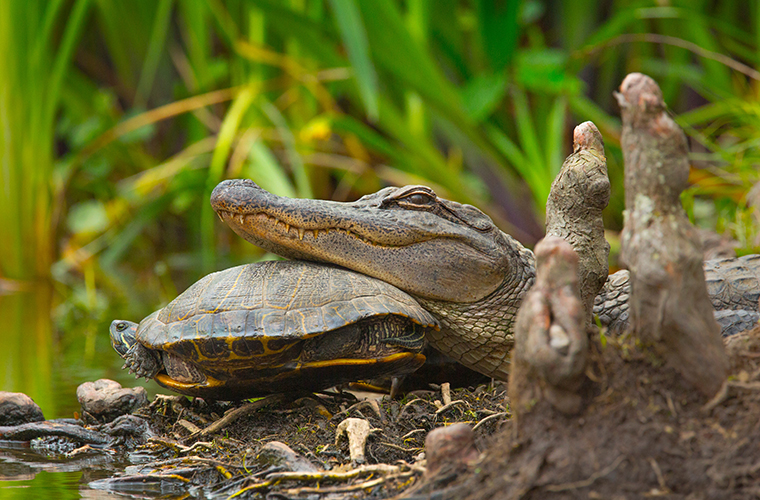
[110,260,437,400]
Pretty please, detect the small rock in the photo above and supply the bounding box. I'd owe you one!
[77,379,148,423]
[256,441,319,472]
[100,415,151,447]
[424,423,479,477]
[0,391,44,426]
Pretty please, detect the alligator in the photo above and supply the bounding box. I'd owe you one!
[210,179,760,381]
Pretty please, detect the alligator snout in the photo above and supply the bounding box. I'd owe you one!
[210,179,265,212]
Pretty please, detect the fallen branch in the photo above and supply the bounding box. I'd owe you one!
[544,455,625,492]
[186,394,290,441]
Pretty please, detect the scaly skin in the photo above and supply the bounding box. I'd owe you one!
[109,320,162,380]
[211,180,760,380]
[595,257,760,337]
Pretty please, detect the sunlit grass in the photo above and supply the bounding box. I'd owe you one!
[0,0,90,281]
[0,0,757,312]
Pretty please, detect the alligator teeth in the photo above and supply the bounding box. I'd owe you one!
[238,214,245,224]
[284,223,290,233]
[313,230,319,238]
[217,212,225,222]
[298,228,305,240]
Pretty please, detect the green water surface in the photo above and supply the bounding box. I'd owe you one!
[0,287,163,498]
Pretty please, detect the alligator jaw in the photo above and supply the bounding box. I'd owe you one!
[211,179,513,303]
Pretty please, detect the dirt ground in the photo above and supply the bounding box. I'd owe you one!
[449,326,760,500]
[82,325,760,499]
[93,375,507,498]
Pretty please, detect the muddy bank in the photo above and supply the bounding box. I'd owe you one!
[445,326,760,500]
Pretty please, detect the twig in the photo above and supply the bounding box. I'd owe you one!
[401,429,426,441]
[282,472,416,495]
[141,456,245,469]
[441,382,452,406]
[187,393,290,441]
[544,455,625,492]
[228,479,275,497]
[434,400,467,415]
[337,399,385,422]
[266,463,406,481]
[472,411,508,432]
[378,441,423,453]
[149,437,190,453]
[648,457,669,493]
[397,398,436,421]
[176,418,202,434]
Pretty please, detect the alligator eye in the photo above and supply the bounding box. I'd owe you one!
[402,193,433,205]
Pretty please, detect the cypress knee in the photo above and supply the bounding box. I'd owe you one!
[615,72,728,397]
[546,121,611,323]
[509,236,587,416]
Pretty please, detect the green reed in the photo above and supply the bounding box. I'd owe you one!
[0,0,90,281]
[0,0,757,307]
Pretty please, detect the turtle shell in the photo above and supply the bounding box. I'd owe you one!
[134,260,438,398]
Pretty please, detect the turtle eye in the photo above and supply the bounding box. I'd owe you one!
[116,322,128,332]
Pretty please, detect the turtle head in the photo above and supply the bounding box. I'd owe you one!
[110,320,138,358]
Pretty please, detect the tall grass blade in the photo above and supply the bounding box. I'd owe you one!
[202,86,257,272]
[0,0,91,280]
[328,0,379,120]
[476,0,520,71]
[134,0,175,108]
[545,96,567,179]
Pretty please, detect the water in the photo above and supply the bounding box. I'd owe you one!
[0,442,129,500]
[0,287,163,498]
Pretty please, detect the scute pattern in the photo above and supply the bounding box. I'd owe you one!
[136,261,438,364]
[704,254,760,312]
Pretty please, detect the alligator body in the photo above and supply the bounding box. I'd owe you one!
[211,180,760,380]
[596,255,760,337]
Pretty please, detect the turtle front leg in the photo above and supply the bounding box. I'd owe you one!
[124,343,163,381]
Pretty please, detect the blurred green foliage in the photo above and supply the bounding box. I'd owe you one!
[1,0,759,323]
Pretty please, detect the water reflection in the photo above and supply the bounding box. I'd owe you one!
[0,287,56,418]
[0,442,132,500]
[0,286,165,498]
[0,286,162,419]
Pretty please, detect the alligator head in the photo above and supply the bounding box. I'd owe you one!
[211,179,524,304]
[211,179,537,379]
